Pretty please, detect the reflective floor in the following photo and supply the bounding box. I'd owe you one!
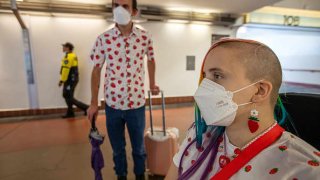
[0,105,194,180]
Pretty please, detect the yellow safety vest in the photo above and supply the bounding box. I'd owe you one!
[60,52,78,82]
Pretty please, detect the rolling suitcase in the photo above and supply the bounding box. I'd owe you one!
[144,90,179,176]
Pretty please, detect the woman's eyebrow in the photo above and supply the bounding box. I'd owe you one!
[208,67,224,73]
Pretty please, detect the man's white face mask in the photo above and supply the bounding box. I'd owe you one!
[113,6,132,25]
[194,78,262,126]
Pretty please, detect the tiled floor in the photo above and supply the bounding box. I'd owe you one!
[0,105,194,180]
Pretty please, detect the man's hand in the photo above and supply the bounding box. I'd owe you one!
[58,81,63,87]
[87,104,99,123]
[150,84,160,95]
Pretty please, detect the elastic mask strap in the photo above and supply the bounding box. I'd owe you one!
[232,80,263,94]
[238,102,252,107]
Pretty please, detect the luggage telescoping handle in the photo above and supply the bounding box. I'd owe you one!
[148,90,166,136]
[91,116,97,131]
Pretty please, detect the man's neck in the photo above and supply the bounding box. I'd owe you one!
[117,22,133,37]
[226,107,276,148]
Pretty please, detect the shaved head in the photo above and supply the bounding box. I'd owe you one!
[218,41,282,105]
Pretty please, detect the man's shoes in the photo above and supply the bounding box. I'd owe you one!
[135,174,145,180]
[117,176,127,180]
[62,113,75,118]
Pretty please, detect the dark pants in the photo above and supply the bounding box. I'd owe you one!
[62,80,88,115]
[105,105,146,176]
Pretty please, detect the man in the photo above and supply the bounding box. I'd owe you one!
[59,42,88,118]
[87,0,160,179]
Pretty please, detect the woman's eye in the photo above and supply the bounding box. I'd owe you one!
[214,73,223,80]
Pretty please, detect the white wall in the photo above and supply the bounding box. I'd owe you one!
[28,15,108,109]
[0,14,232,109]
[236,24,320,85]
[0,14,29,109]
[142,22,231,97]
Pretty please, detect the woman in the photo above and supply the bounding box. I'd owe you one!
[165,39,320,179]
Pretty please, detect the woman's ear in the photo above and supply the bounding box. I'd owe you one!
[252,80,273,103]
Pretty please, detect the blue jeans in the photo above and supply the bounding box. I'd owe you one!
[105,105,146,176]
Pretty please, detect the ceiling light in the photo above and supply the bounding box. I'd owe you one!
[166,7,219,14]
[191,21,212,25]
[167,19,189,24]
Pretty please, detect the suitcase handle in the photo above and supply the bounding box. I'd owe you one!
[91,116,97,131]
[148,90,166,136]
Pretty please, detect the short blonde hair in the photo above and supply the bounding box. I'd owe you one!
[219,41,282,106]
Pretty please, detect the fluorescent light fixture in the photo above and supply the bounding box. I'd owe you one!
[167,19,189,24]
[166,7,219,14]
[16,0,23,1]
[191,21,212,25]
[166,7,190,12]
[51,13,101,19]
[20,11,51,16]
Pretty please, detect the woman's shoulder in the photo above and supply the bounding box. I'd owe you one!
[280,131,319,156]
[258,131,320,178]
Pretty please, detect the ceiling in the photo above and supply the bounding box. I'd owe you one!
[2,0,319,26]
[41,0,320,13]
[273,0,320,11]
[5,0,320,15]
[23,0,284,14]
